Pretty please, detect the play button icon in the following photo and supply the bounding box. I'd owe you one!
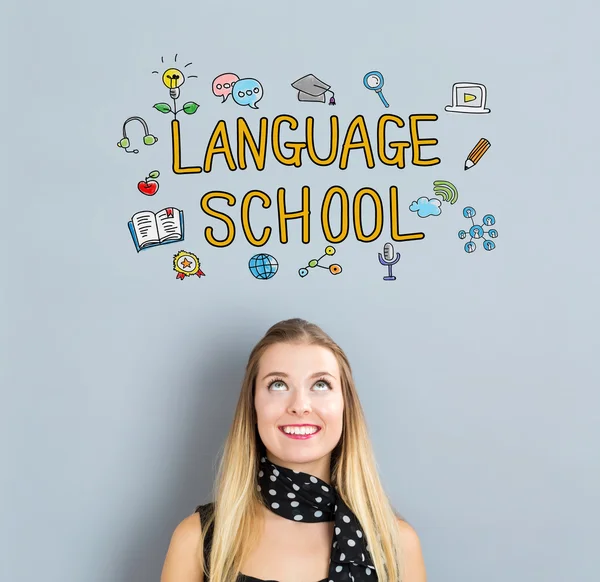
[445,82,491,114]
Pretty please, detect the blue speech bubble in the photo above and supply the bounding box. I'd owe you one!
[232,78,264,109]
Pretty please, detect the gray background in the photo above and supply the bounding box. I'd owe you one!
[2,1,599,581]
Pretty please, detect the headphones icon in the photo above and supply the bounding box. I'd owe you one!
[117,116,158,154]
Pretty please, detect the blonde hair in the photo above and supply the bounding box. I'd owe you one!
[198,318,406,582]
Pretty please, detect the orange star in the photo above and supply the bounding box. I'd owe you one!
[181,258,192,269]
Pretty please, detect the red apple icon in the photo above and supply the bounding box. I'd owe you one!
[138,179,159,196]
[137,170,160,196]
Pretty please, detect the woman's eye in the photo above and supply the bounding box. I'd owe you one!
[269,380,330,391]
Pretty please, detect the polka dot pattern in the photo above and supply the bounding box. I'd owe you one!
[257,456,377,581]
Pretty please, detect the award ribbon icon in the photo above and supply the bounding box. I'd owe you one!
[173,250,205,280]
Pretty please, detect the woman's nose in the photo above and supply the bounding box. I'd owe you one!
[289,392,311,414]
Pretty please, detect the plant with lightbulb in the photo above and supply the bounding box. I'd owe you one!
[153,67,199,119]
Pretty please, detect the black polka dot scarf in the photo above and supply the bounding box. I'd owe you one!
[257,455,377,582]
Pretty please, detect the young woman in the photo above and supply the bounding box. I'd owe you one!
[161,318,426,582]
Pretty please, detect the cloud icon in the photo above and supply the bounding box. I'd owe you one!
[409,197,442,218]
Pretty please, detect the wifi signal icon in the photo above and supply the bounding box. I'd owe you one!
[433,180,459,205]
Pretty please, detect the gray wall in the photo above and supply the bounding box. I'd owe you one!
[2,1,599,581]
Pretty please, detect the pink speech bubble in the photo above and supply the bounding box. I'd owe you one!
[212,73,240,102]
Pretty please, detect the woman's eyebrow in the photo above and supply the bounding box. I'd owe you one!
[261,371,336,381]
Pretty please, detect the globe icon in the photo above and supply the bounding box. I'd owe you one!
[248,254,279,280]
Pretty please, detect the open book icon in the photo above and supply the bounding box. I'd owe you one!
[128,207,184,252]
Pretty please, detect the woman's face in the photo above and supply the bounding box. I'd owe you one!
[254,341,344,480]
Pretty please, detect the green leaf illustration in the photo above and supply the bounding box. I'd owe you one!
[148,170,160,179]
[182,101,199,114]
[153,103,172,114]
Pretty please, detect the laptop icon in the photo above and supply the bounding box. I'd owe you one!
[445,82,490,114]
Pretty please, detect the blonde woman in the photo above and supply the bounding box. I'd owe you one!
[161,318,426,582]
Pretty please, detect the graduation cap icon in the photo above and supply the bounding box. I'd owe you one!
[291,74,336,105]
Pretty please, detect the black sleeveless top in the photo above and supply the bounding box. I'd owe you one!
[194,502,328,582]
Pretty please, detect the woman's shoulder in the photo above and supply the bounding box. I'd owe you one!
[168,502,213,546]
[161,511,204,581]
[395,517,427,582]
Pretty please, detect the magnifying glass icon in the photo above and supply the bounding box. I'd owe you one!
[363,71,389,108]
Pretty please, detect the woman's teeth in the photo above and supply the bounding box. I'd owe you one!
[281,426,319,435]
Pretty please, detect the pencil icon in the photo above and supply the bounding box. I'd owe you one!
[464,138,491,170]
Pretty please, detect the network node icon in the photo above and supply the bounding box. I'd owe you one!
[458,207,498,253]
[299,246,342,277]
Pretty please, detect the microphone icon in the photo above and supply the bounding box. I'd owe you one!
[378,242,401,281]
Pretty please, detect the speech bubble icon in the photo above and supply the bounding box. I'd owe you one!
[232,78,264,109]
[212,73,240,102]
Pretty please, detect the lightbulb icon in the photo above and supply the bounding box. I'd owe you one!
[162,68,185,100]
[152,56,198,119]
